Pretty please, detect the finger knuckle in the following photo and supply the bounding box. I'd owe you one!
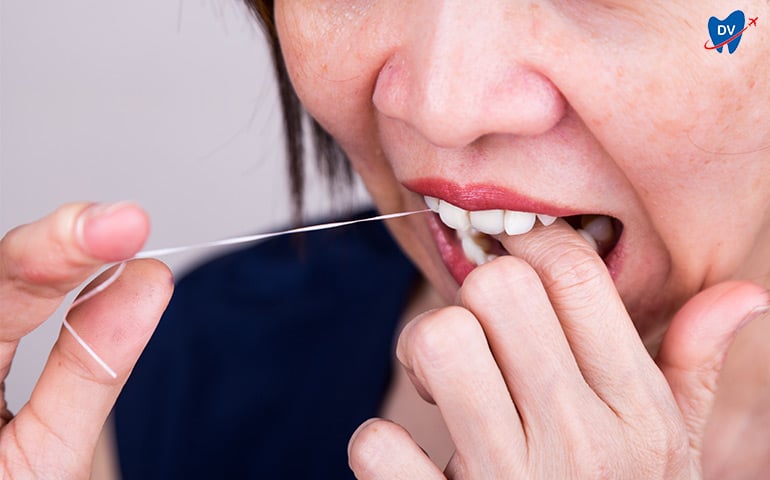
[4,256,68,301]
[547,248,604,288]
[59,341,117,386]
[13,257,64,292]
[618,403,690,476]
[1,204,84,292]
[348,419,400,473]
[408,306,480,370]
[460,256,539,308]
[639,417,690,474]
[568,436,617,480]
[540,247,607,299]
[574,462,612,480]
[577,459,614,480]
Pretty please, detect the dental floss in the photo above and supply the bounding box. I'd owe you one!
[62,262,126,379]
[62,209,430,378]
[135,209,430,258]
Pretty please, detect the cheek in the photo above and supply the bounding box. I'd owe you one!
[275,2,413,215]
[557,13,770,281]
[637,64,770,212]
[274,2,390,155]
[622,74,769,282]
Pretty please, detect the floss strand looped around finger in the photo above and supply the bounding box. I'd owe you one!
[62,209,430,378]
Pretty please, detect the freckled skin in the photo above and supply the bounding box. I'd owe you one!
[275,1,770,344]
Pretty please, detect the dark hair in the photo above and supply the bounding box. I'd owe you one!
[243,0,352,217]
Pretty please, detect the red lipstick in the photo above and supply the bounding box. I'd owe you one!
[405,178,586,217]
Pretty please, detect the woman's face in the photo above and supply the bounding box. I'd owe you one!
[274,1,770,344]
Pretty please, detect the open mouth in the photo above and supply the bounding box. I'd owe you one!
[424,195,624,282]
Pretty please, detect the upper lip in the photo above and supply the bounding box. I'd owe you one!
[404,178,592,218]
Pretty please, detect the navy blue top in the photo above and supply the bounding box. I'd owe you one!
[114,210,420,479]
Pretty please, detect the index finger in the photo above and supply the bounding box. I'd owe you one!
[0,202,149,374]
[497,220,666,410]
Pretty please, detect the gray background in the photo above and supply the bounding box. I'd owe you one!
[0,1,368,412]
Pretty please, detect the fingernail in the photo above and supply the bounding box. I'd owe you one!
[737,305,770,332]
[75,202,133,254]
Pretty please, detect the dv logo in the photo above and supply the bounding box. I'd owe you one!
[705,10,758,54]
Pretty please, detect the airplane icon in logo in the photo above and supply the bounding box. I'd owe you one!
[704,13,759,52]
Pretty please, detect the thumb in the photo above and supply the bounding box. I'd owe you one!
[657,281,769,459]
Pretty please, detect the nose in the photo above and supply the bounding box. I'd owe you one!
[372,2,567,149]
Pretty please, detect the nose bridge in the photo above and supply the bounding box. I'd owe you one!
[374,2,567,149]
[416,2,502,106]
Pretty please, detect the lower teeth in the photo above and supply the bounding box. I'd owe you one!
[457,215,619,266]
[458,229,498,266]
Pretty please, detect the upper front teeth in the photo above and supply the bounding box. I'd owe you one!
[426,196,552,237]
[503,210,537,235]
[469,210,505,235]
[538,214,557,226]
[424,195,440,212]
[438,200,472,231]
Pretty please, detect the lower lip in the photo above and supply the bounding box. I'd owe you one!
[426,213,478,284]
[426,212,625,285]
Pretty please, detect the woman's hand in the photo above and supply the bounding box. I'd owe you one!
[348,221,768,479]
[0,203,172,478]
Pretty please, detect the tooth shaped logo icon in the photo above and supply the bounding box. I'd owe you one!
[708,10,746,54]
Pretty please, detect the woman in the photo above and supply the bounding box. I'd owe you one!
[0,1,768,478]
